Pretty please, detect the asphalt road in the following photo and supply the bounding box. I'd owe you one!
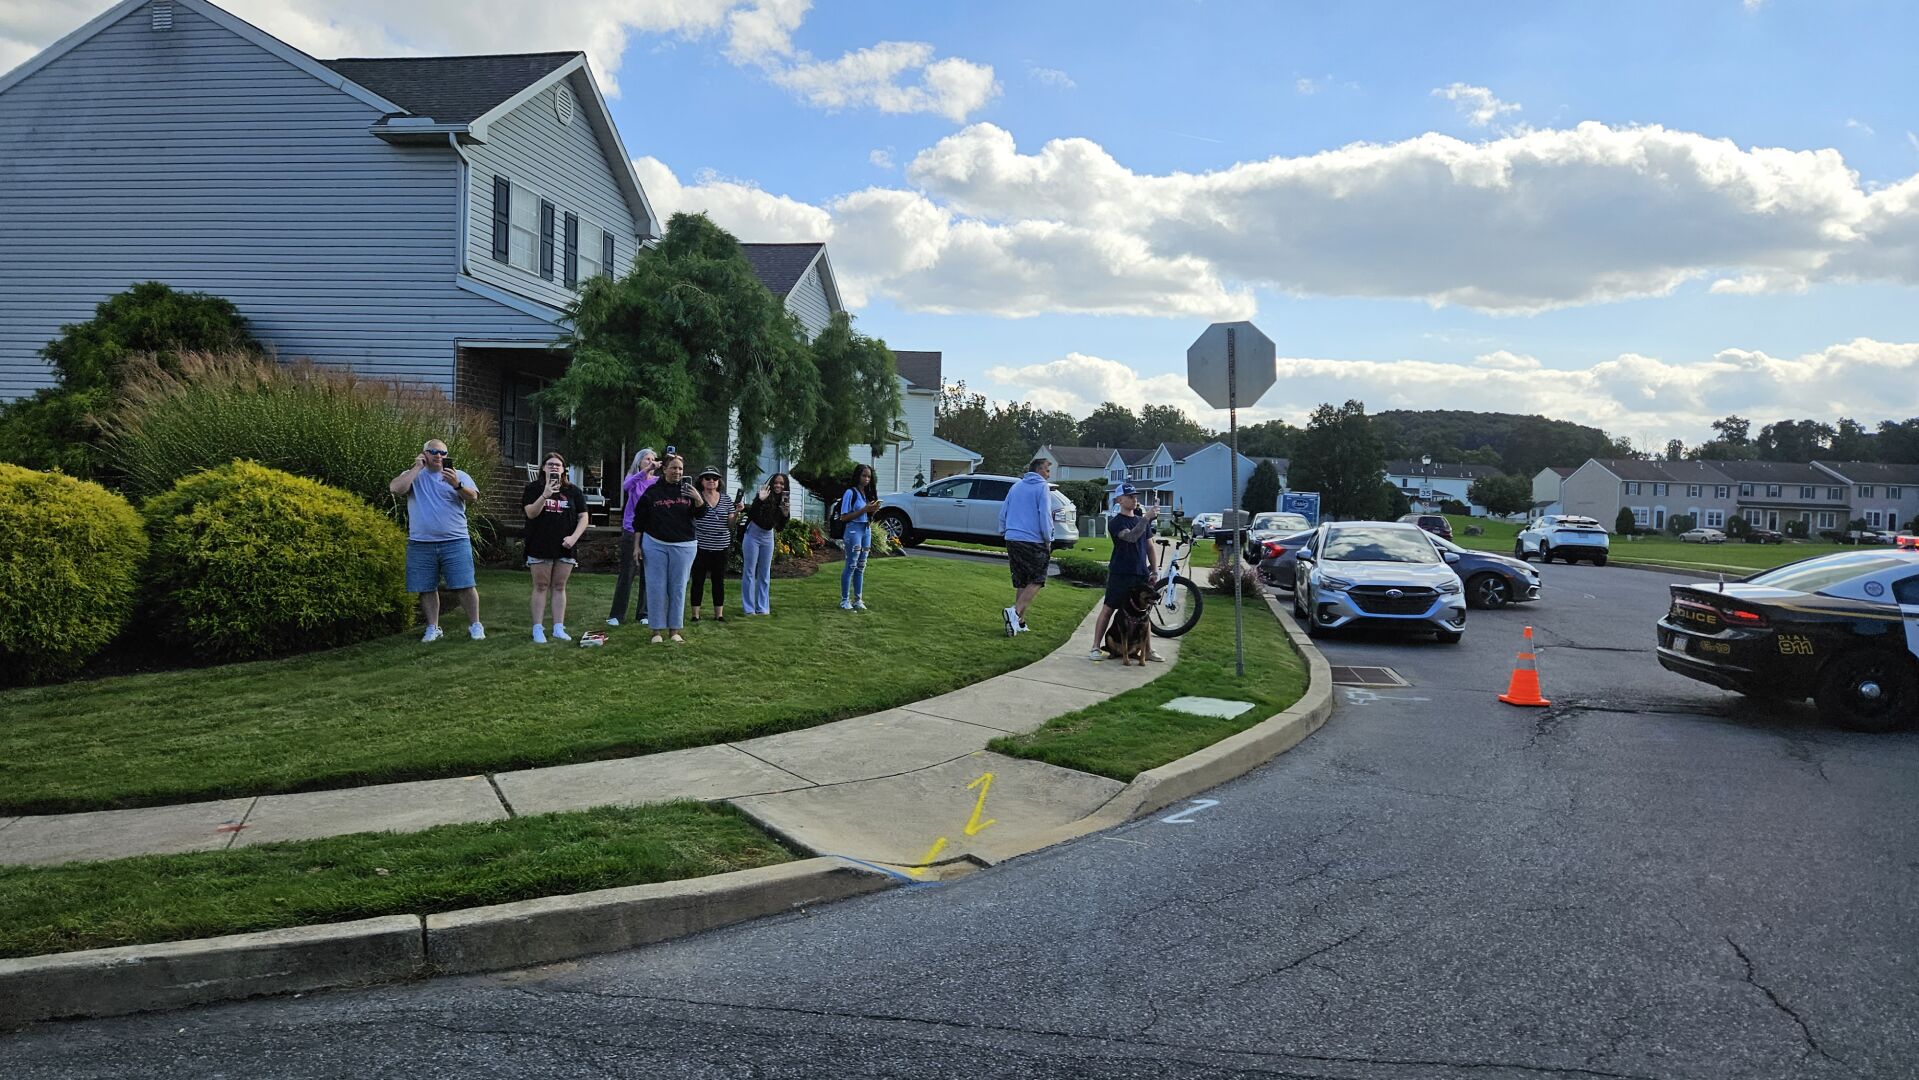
[7,562,1917,1079]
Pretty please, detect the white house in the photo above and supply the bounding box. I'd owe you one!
[1384,460,1503,515]
[1532,466,1574,516]
[852,351,982,493]
[1033,445,1119,483]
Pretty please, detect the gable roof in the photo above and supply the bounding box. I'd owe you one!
[1385,459,1503,480]
[320,53,577,126]
[1039,446,1118,469]
[1549,466,1577,477]
[1704,459,1835,485]
[1160,441,1210,462]
[740,243,826,298]
[1584,458,1734,484]
[1811,461,1919,486]
[1116,447,1154,465]
[892,351,941,392]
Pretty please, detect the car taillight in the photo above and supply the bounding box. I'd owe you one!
[1721,607,1768,628]
[1262,541,1286,559]
[1053,506,1073,522]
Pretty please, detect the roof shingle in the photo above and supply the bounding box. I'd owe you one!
[891,351,941,392]
[322,53,579,125]
[738,243,825,299]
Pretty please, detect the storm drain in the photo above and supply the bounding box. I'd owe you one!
[1330,665,1410,688]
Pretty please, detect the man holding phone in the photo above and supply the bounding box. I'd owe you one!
[389,439,484,642]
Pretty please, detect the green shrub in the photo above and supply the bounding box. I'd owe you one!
[102,352,499,528]
[1054,548,1109,585]
[142,461,410,661]
[1055,479,1109,518]
[0,465,147,683]
[1614,507,1638,536]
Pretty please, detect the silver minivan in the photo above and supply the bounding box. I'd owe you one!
[872,473,1080,549]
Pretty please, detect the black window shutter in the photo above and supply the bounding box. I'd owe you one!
[538,200,555,280]
[601,232,615,277]
[490,178,511,262]
[563,212,579,288]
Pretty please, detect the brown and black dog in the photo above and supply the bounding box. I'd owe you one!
[1101,581,1157,666]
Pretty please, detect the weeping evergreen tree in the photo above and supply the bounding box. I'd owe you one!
[541,213,821,480]
[794,311,903,483]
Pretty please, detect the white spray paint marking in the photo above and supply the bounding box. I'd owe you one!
[1159,798,1221,824]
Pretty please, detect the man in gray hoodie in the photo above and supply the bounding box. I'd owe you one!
[997,457,1057,636]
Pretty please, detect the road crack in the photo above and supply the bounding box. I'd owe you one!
[1724,935,1842,1065]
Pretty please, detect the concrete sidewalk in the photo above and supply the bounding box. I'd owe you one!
[0,609,1178,870]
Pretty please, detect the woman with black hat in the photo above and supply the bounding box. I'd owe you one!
[690,466,738,622]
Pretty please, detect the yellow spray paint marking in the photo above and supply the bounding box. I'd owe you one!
[963,772,998,836]
[905,836,949,878]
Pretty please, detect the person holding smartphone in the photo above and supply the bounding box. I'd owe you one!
[688,467,738,622]
[739,472,791,616]
[607,447,658,628]
[836,464,882,611]
[521,451,589,643]
[388,439,483,642]
[632,454,706,643]
[1091,482,1163,661]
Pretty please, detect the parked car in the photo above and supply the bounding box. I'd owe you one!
[1397,513,1454,541]
[1743,527,1785,545]
[1515,515,1610,565]
[1679,527,1727,544]
[1655,549,1919,731]
[1253,530,1316,589]
[872,474,1079,549]
[1249,511,1312,539]
[1191,512,1224,535]
[1292,521,1468,643]
[1428,535,1542,609]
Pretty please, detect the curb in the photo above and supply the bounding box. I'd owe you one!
[968,593,1336,864]
[2,597,1333,1026]
[0,858,895,1026]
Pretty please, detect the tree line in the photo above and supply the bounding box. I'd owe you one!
[1678,415,1919,464]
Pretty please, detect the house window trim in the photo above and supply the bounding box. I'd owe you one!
[506,179,547,275]
[1817,511,1836,530]
[1714,486,1729,499]
[1740,484,1754,497]
[1703,509,1725,529]
[1687,485,1701,498]
[1766,484,1781,498]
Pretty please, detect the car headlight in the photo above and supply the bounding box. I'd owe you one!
[1318,574,1355,592]
[1437,579,1461,595]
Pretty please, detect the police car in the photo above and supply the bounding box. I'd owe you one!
[1655,540,1919,731]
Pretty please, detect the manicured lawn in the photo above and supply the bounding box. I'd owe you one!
[990,592,1306,781]
[0,559,1097,815]
[0,803,791,958]
[1442,515,1855,574]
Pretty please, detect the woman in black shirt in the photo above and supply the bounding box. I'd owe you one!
[634,454,707,643]
[522,452,590,644]
[739,472,792,616]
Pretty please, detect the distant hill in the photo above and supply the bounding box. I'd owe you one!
[1371,410,1626,477]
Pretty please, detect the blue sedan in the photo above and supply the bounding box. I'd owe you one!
[1429,535,1542,609]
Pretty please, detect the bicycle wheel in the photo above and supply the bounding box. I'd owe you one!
[1149,574,1203,637]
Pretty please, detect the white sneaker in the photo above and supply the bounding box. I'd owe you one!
[1017,620,1030,634]
[840,599,854,611]
[639,617,649,627]
[421,625,444,643]
[532,624,547,644]
[1001,606,1019,637]
[1087,647,1106,661]
[469,623,486,641]
[606,618,620,627]
[552,624,572,642]
[853,598,868,612]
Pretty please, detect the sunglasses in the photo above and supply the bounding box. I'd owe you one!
[425,449,449,456]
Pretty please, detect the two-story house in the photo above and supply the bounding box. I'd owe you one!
[1559,459,1741,532]
[0,0,661,513]
[1032,446,1119,483]
[1140,441,1261,518]
[1384,460,1504,515]
[1532,466,1576,516]
[1708,460,1855,535]
[1812,462,1919,534]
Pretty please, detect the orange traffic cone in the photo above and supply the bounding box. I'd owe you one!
[1497,626,1552,707]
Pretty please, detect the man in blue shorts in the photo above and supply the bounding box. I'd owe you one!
[389,439,485,642]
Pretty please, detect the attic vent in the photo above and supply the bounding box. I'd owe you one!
[554,85,576,126]
[151,1,174,31]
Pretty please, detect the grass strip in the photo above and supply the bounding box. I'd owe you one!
[0,802,793,959]
[0,560,1096,815]
[990,591,1306,781]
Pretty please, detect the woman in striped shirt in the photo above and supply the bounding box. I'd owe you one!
[690,466,739,622]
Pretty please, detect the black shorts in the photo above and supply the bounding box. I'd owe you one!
[1007,541,1051,589]
[1105,570,1149,609]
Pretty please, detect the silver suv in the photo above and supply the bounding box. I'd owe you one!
[1292,521,1468,643]
[872,473,1080,549]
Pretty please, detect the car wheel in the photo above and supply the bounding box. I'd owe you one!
[1815,650,1918,733]
[1434,629,1464,645]
[1592,554,1608,567]
[1538,543,1553,564]
[1513,543,1530,561]
[873,510,918,547]
[1467,573,1509,610]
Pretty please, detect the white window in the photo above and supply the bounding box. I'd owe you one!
[576,224,604,282]
[508,183,541,272]
[1891,486,1904,499]
[1817,511,1836,529]
[1156,464,1172,478]
[1715,486,1729,499]
[1687,485,1701,498]
[1747,509,1762,525]
[1799,486,1816,499]
[1827,487,1843,500]
[1632,506,1649,525]
[1860,485,1875,498]
[1868,510,1885,528]
[1624,482,1641,495]
[1766,484,1781,498]
[1704,510,1725,528]
[1653,483,1668,496]
[1740,484,1754,497]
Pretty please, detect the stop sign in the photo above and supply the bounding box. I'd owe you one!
[1187,321,1276,411]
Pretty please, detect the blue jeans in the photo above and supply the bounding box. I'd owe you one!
[741,524,775,614]
[406,538,476,593]
[641,535,697,630]
[841,524,871,602]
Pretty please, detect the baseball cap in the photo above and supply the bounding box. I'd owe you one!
[1114,483,1140,497]
[697,466,723,481]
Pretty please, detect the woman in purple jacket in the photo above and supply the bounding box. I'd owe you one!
[606,447,658,627]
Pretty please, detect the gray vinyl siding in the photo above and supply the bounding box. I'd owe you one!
[784,264,834,339]
[463,76,642,311]
[0,3,558,402]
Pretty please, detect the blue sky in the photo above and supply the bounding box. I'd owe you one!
[10,0,1919,447]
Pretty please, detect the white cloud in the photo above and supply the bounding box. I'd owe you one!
[1909,131,1919,154]
[1295,76,1321,96]
[1029,65,1075,89]
[1846,118,1875,136]
[1432,83,1522,128]
[868,148,894,170]
[3,0,995,118]
[1743,0,1766,12]
[982,339,1919,443]
[632,156,831,241]
[769,42,999,122]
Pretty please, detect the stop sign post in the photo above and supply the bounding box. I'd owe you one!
[1187,321,1277,678]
